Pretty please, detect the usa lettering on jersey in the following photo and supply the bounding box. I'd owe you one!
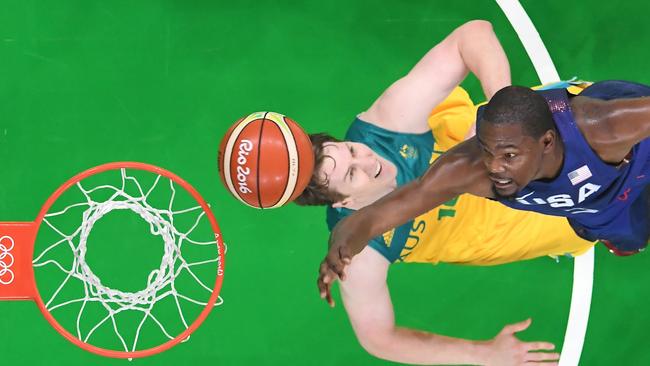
[515,182,601,214]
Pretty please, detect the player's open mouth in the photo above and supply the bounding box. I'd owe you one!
[374,161,382,178]
[490,177,513,188]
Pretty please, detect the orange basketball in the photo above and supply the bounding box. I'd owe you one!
[218,112,315,209]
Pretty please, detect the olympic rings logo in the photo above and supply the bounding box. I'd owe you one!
[0,236,15,285]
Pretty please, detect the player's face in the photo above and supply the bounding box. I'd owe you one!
[477,123,546,199]
[318,141,397,207]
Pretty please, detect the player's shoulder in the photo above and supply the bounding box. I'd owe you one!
[571,96,646,163]
[570,80,650,162]
[569,96,607,139]
[355,109,430,134]
[345,115,391,137]
[358,100,431,134]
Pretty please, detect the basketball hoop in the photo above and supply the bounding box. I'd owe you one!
[0,162,226,358]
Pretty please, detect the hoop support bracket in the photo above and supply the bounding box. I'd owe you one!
[0,222,37,300]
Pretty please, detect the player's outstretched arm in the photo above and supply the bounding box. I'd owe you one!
[362,20,510,134]
[318,138,488,284]
[339,247,559,366]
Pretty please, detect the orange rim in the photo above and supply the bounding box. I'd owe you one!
[30,162,225,358]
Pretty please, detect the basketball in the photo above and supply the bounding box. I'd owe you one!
[218,111,315,209]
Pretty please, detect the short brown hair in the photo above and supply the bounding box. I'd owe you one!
[294,133,347,206]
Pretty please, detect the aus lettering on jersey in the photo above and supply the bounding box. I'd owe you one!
[515,182,601,215]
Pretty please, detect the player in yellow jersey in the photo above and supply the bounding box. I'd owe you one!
[295,21,593,366]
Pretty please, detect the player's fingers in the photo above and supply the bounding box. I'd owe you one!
[524,342,555,352]
[524,351,560,362]
[501,318,532,334]
[326,251,344,275]
[317,275,334,307]
[337,272,346,282]
[320,261,338,281]
[325,268,340,285]
[317,276,334,306]
[323,272,333,284]
[317,277,327,299]
[319,265,334,285]
[336,247,352,280]
[317,263,331,298]
[326,254,346,279]
[337,265,347,281]
[339,246,352,264]
[325,283,335,307]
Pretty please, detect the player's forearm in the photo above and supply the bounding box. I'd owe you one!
[362,326,491,365]
[456,20,511,100]
[335,147,472,257]
[339,178,443,256]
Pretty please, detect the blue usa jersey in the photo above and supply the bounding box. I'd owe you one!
[495,81,650,249]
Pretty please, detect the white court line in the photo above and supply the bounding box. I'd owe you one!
[494,1,595,365]
[560,249,594,366]
[495,0,559,83]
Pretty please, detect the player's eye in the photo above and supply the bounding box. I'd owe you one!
[349,145,355,156]
[505,153,516,159]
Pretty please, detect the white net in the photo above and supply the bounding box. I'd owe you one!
[32,168,224,354]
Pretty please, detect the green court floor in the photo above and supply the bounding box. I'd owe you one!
[1,1,649,365]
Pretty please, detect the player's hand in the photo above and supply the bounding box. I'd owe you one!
[323,215,364,279]
[317,221,358,307]
[484,318,559,366]
[317,213,372,306]
[317,246,352,307]
[317,261,338,307]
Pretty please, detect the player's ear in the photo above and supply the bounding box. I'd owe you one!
[332,197,354,209]
[540,129,555,153]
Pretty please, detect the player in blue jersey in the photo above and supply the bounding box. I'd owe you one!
[297,20,601,366]
[479,82,649,253]
[319,80,649,287]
